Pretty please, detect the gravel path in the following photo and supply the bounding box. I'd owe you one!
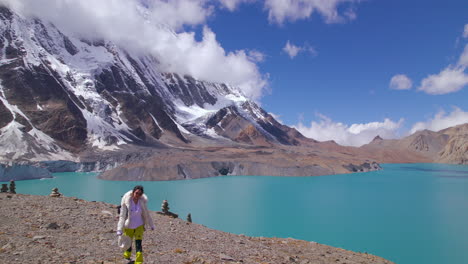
[0,193,394,264]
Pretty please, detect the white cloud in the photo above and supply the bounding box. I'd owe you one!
[264,0,359,24]
[283,41,302,58]
[268,112,283,124]
[159,26,267,100]
[248,50,266,62]
[418,67,468,95]
[147,0,214,30]
[458,44,468,67]
[464,24,468,38]
[293,114,403,147]
[218,0,254,11]
[344,8,357,20]
[389,74,412,90]
[283,41,317,59]
[0,0,267,100]
[410,107,468,134]
[418,39,468,95]
[294,109,468,146]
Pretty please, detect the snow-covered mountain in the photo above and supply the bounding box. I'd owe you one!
[0,6,305,163]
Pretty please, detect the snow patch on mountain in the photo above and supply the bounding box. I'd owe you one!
[7,16,141,150]
[0,81,76,162]
[43,47,134,149]
[0,7,298,163]
[0,121,27,160]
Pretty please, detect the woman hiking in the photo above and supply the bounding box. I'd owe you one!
[117,185,155,263]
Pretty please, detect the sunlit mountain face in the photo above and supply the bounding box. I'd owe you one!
[0,6,304,163]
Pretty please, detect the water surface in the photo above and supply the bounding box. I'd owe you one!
[7,163,468,264]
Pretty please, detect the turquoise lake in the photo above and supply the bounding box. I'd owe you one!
[5,163,468,264]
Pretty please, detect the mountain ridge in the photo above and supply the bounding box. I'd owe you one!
[360,123,468,165]
[0,6,303,160]
[0,5,466,181]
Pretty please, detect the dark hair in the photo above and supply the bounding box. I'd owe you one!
[133,185,144,194]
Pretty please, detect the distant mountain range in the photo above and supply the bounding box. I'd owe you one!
[360,123,468,165]
[0,6,466,180]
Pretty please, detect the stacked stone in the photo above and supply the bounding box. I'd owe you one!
[50,188,62,197]
[9,180,16,194]
[1,184,8,193]
[186,213,192,223]
[161,200,169,214]
[156,200,178,218]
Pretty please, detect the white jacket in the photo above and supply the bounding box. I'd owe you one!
[117,190,155,232]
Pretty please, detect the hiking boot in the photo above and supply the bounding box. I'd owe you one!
[123,250,132,260]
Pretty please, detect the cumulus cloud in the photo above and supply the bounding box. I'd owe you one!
[294,108,468,146]
[418,67,468,95]
[464,24,468,38]
[389,74,412,90]
[248,50,266,62]
[410,107,468,134]
[221,0,361,24]
[458,44,468,67]
[146,0,213,30]
[283,41,317,59]
[283,41,302,58]
[0,0,267,100]
[218,0,255,11]
[264,0,359,24]
[293,114,403,147]
[418,30,468,95]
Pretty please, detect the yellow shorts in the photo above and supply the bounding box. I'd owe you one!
[123,225,144,240]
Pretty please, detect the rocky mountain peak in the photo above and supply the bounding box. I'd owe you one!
[0,6,303,163]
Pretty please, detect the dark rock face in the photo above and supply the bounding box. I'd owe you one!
[211,161,235,175]
[0,6,13,21]
[240,102,303,146]
[0,164,52,181]
[0,100,13,129]
[63,35,79,56]
[343,162,381,173]
[0,56,87,149]
[206,106,251,140]
[0,62,88,149]
[206,107,230,128]
[373,135,383,141]
[163,73,217,107]
[203,102,306,146]
[38,160,81,173]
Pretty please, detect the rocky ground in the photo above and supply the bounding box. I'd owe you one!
[0,193,394,264]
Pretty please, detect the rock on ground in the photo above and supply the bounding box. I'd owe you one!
[0,193,394,264]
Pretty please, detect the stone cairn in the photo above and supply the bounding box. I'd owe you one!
[49,187,62,197]
[162,200,169,214]
[186,213,192,223]
[9,180,16,194]
[1,184,8,193]
[156,200,178,218]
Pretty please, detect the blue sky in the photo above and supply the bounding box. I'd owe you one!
[4,0,468,146]
[205,0,468,145]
